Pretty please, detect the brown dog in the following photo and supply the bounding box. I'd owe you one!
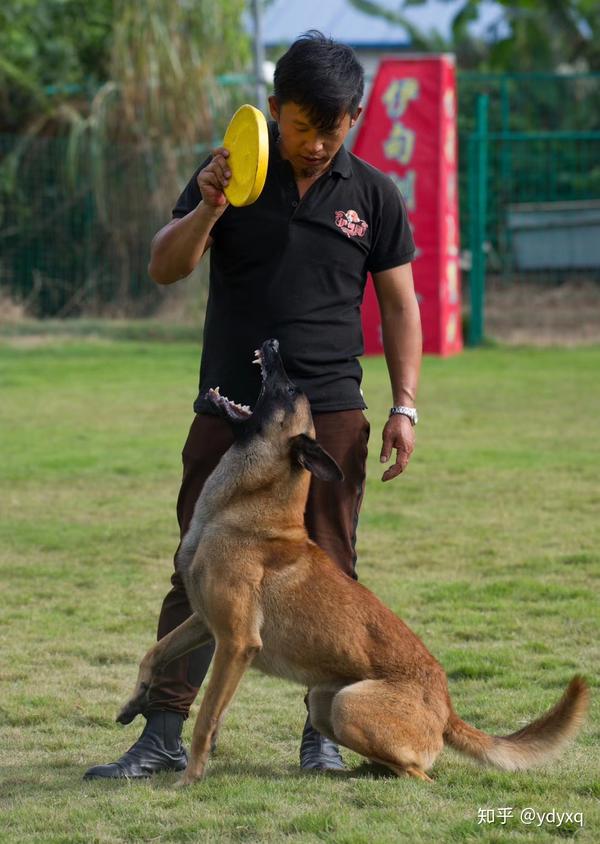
[117,339,589,785]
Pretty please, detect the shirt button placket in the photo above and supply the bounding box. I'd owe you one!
[289,182,299,217]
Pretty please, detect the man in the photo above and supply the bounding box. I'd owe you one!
[85,31,421,779]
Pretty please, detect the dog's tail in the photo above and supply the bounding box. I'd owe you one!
[443,675,589,771]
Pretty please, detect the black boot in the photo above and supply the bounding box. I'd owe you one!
[83,711,187,780]
[300,714,345,772]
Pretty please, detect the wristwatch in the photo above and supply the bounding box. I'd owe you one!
[389,405,419,425]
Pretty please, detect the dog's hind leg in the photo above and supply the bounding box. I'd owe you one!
[330,680,446,781]
[116,614,211,725]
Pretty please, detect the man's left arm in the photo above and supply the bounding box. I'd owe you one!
[372,263,422,482]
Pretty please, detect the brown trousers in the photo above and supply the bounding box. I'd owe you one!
[148,409,370,715]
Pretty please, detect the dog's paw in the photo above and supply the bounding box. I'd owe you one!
[176,764,206,788]
[115,683,149,724]
[175,773,198,788]
[115,704,138,725]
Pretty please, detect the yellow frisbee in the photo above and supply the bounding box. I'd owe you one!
[223,104,269,207]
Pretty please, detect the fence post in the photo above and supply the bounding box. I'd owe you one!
[468,94,489,346]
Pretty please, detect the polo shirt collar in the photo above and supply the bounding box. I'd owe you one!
[331,144,352,179]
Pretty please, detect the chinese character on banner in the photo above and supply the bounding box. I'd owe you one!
[354,56,463,356]
[382,78,419,118]
[383,122,416,165]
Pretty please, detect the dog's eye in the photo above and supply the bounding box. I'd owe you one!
[287,385,296,395]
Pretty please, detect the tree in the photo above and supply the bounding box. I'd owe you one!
[0,0,113,131]
[348,0,600,71]
[0,0,251,316]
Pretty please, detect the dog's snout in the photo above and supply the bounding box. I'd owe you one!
[263,338,279,354]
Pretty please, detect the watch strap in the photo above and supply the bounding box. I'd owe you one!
[389,405,418,425]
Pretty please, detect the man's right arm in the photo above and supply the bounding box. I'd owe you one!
[148,148,231,285]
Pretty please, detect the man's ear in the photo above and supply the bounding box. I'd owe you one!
[290,434,344,482]
[350,106,362,128]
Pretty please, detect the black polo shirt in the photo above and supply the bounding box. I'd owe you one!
[172,123,414,414]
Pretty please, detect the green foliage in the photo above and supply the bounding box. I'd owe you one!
[0,0,113,131]
[0,0,251,316]
[108,0,250,145]
[349,0,600,72]
[0,0,250,133]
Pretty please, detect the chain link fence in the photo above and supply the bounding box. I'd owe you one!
[466,130,600,283]
[0,133,215,317]
[1,72,599,318]
[458,73,600,290]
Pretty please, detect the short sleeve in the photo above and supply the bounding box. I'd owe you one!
[171,155,212,219]
[366,180,415,274]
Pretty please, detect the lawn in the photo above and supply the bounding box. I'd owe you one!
[0,332,598,843]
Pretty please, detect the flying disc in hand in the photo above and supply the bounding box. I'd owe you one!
[223,104,269,207]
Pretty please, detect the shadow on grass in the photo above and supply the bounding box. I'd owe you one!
[143,760,407,789]
[0,758,409,798]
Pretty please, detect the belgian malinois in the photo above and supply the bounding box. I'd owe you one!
[117,339,588,785]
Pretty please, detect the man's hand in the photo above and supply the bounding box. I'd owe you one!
[379,414,415,481]
[197,147,231,208]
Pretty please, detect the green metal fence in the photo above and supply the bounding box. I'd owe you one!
[459,73,600,343]
[1,72,600,318]
[457,71,600,133]
[459,76,600,273]
[0,132,224,317]
[0,74,251,318]
[464,97,600,343]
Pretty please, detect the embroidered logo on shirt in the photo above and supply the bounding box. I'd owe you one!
[335,209,369,238]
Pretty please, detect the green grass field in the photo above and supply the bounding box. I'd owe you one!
[1,332,599,843]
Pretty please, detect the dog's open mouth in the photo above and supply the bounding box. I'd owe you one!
[206,348,266,421]
[206,386,252,421]
[252,346,268,381]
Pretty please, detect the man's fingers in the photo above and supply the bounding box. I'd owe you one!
[381,451,409,482]
[210,149,231,185]
[202,161,230,190]
[380,434,393,464]
[381,464,402,482]
[211,156,231,185]
[381,458,408,481]
[201,170,222,189]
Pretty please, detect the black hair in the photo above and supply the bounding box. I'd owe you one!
[273,30,364,132]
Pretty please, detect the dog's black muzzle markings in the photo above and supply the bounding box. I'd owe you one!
[206,338,304,439]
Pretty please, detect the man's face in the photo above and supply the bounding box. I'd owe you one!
[268,98,360,179]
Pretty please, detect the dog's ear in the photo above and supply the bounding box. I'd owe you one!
[290,434,344,482]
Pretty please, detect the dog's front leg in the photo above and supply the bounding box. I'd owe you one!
[179,634,262,786]
[117,613,211,725]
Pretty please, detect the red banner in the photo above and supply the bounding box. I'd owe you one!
[354,56,462,356]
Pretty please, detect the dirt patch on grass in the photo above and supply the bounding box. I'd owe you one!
[2,280,599,348]
[484,280,600,346]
